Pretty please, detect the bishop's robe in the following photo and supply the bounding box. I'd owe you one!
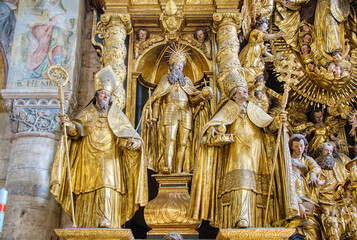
[50,103,148,228]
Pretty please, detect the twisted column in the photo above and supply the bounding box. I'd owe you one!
[213,13,242,93]
[95,13,132,110]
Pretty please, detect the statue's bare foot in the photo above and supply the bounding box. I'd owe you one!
[99,220,111,228]
[237,219,249,228]
[162,167,171,174]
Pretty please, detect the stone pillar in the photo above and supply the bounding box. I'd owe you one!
[212,13,241,93]
[1,0,85,238]
[93,13,133,110]
[0,91,66,239]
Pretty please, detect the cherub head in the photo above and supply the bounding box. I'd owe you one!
[307,61,315,72]
[137,28,149,42]
[254,19,269,31]
[302,34,312,44]
[314,64,322,75]
[300,44,311,55]
[300,25,311,33]
[326,62,336,73]
[194,28,208,43]
[332,51,343,65]
[255,75,265,87]
[311,109,324,124]
[333,65,343,78]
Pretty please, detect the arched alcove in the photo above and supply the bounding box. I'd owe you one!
[134,41,212,86]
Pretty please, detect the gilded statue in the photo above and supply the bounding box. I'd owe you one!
[314,142,350,238]
[134,29,164,59]
[348,206,357,239]
[314,0,350,55]
[194,28,212,59]
[303,109,340,158]
[134,29,149,59]
[273,0,357,99]
[274,0,310,49]
[283,134,323,240]
[141,45,213,174]
[189,72,297,229]
[50,66,148,228]
[239,19,283,81]
[289,134,321,213]
[249,75,270,113]
[322,211,341,240]
[241,0,273,39]
[181,28,212,59]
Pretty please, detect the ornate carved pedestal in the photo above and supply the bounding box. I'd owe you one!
[216,228,296,240]
[144,173,200,237]
[54,228,135,240]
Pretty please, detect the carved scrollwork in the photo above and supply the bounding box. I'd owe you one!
[92,12,133,110]
[160,0,184,41]
[10,107,61,135]
[134,34,165,59]
[213,13,242,93]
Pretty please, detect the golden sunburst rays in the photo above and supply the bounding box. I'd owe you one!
[290,75,357,108]
[166,43,190,66]
[287,48,357,108]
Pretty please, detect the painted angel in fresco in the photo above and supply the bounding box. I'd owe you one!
[25,0,73,79]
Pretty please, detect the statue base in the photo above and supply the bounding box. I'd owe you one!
[216,228,296,240]
[54,228,135,240]
[144,173,200,237]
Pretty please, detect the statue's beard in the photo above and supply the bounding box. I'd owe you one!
[97,98,110,110]
[168,69,186,86]
[316,154,335,170]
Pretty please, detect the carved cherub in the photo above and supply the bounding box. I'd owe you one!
[323,211,341,240]
[193,28,211,59]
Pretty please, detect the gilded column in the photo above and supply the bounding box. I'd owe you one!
[213,13,242,93]
[93,12,133,110]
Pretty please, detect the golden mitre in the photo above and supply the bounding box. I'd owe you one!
[224,72,248,96]
[168,44,188,66]
[94,65,117,93]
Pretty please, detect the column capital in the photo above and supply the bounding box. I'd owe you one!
[1,89,74,140]
[98,13,133,36]
[213,12,241,33]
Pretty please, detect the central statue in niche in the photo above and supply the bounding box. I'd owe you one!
[141,45,213,174]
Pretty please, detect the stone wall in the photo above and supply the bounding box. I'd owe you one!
[77,9,101,112]
[0,112,11,189]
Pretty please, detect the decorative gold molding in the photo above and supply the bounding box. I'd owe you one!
[160,0,184,41]
[54,228,135,240]
[144,173,200,236]
[216,228,296,240]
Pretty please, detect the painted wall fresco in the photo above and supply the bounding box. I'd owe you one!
[7,0,79,89]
